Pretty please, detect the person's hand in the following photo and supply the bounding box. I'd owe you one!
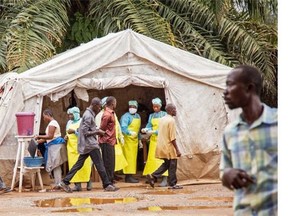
[97,129,106,136]
[176,150,181,157]
[37,139,45,144]
[222,168,255,190]
[130,131,137,138]
[138,140,143,149]
[67,129,75,134]
[141,128,148,133]
[64,135,68,140]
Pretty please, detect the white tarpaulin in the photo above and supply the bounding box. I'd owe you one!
[0,29,238,182]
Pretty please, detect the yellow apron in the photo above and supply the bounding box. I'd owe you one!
[114,114,128,171]
[142,117,168,176]
[122,117,141,174]
[66,121,92,183]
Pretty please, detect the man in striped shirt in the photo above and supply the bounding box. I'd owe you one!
[220,65,277,216]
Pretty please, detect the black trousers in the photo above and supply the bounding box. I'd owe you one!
[100,143,115,182]
[152,159,178,186]
[63,148,111,188]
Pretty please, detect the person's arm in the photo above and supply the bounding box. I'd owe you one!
[171,139,181,157]
[220,136,254,190]
[145,114,153,131]
[83,115,105,137]
[137,113,141,140]
[168,119,181,156]
[36,125,56,140]
[120,113,132,135]
[66,120,71,131]
[142,114,153,134]
[100,112,109,132]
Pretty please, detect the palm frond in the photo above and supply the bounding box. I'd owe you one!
[153,0,238,66]
[218,11,277,96]
[232,0,277,24]
[89,0,174,45]
[2,0,69,72]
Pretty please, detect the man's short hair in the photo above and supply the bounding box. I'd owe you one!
[106,96,116,106]
[235,65,262,95]
[91,97,101,106]
[165,103,176,112]
[43,108,53,117]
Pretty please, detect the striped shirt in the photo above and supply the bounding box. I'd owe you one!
[220,104,277,216]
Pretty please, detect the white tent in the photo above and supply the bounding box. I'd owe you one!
[0,29,238,183]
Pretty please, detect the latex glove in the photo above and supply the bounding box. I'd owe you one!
[130,131,137,138]
[146,130,155,136]
[120,137,125,146]
[138,140,143,149]
[141,128,149,133]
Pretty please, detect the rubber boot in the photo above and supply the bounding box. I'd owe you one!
[159,176,168,187]
[72,182,82,191]
[125,174,139,183]
[87,180,92,191]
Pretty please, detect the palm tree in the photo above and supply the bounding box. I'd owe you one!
[88,0,277,106]
[0,0,277,106]
[0,0,70,72]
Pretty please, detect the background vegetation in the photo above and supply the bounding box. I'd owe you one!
[0,0,277,106]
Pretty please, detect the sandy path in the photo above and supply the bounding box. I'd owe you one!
[0,182,233,216]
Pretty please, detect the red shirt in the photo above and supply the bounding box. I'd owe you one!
[99,107,116,145]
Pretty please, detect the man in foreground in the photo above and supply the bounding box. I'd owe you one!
[220,65,277,215]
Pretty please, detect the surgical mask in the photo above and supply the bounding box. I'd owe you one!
[129,108,137,114]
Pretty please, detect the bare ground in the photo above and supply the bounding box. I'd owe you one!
[0,180,233,216]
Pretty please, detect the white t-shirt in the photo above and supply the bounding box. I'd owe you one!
[45,119,61,143]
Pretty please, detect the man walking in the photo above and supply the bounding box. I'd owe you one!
[146,103,182,189]
[58,97,118,192]
[220,65,277,215]
[99,96,117,183]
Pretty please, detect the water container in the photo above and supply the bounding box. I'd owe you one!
[15,112,35,136]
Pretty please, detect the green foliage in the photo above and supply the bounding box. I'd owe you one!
[88,0,175,45]
[70,12,99,44]
[0,0,69,73]
[0,0,277,106]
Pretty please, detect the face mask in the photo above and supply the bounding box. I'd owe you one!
[129,108,137,114]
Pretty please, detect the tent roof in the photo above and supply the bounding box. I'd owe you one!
[17,29,231,100]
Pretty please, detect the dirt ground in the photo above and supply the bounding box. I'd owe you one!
[0,179,234,216]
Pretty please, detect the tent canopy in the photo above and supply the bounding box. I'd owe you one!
[0,29,237,181]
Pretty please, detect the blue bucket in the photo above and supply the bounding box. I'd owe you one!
[23,156,44,167]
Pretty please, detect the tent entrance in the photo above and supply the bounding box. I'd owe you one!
[41,85,166,172]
